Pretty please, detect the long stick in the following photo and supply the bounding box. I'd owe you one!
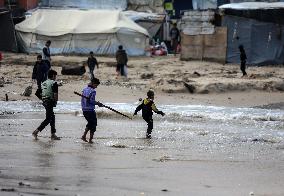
[74,91,132,120]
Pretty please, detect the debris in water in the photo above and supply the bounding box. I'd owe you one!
[1,188,16,192]
[111,144,127,148]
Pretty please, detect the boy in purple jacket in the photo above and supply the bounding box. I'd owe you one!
[81,78,103,143]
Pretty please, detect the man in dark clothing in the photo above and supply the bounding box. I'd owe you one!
[32,70,60,140]
[42,40,51,69]
[239,45,247,77]
[115,45,128,76]
[87,51,99,80]
[133,90,165,138]
[170,23,180,55]
[32,55,49,99]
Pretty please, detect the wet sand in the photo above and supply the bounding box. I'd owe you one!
[0,113,283,196]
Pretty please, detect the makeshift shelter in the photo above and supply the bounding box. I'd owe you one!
[124,11,165,38]
[15,9,149,55]
[220,2,284,65]
[39,0,127,10]
[0,9,17,52]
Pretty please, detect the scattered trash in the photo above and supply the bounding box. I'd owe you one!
[18,182,31,187]
[21,85,32,96]
[0,77,4,87]
[183,82,196,93]
[111,144,127,148]
[193,71,201,77]
[141,73,154,79]
[1,188,16,192]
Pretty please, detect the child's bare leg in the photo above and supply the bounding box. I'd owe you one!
[32,129,40,140]
[81,128,89,142]
[89,131,94,143]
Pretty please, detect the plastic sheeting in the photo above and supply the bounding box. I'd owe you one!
[39,0,127,10]
[219,2,284,10]
[15,9,149,56]
[0,10,17,52]
[223,15,284,65]
[124,11,165,37]
[192,0,218,9]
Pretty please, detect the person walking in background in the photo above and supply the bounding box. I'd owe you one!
[170,23,180,55]
[115,45,128,77]
[239,45,247,77]
[133,90,165,139]
[87,51,99,80]
[32,54,49,99]
[81,78,103,143]
[42,40,52,69]
[32,70,60,140]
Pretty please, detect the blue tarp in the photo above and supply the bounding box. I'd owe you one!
[223,15,284,65]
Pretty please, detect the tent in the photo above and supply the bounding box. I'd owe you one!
[220,2,284,65]
[0,9,17,52]
[15,9,149,56]
[39,0,127,10]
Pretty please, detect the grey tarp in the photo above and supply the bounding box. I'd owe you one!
[222,15,284,65]
[0,10,17,52]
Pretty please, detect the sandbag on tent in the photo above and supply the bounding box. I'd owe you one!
[15,9,149,56]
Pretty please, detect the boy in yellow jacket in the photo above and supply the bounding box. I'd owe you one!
[133,90,165,138]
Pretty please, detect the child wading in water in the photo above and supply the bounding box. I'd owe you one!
[81,78,103,143]
[32,70,60,140]
[133,90,165,138]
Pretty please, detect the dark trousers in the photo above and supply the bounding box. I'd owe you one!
[43,60,51,69]
[37,100,56,134]
[88,66,95,80]
[143,116,153,137]
[117,64,125,76]
[83,111,97,133]
[35,82,42,99]
[241,61,247,76]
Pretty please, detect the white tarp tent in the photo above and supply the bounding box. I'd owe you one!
[219,2,284,10]
[15,9,149,56]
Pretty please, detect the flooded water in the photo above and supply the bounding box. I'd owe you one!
[0,101,284,195]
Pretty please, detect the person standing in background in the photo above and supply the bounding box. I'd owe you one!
[42,40,52,69]
[115,45,128,77]
[87,51,99,80]
[169,23,180,55]
[239,45,248,77]
[32,54,49,99]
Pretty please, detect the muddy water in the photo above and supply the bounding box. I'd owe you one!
[0,102,284,195]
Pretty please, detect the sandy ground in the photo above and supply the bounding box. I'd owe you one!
[0,52,284,107]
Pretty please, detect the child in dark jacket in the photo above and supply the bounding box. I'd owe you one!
[87,51,99,80]
[133,90,165,138]
[32,55,49,99]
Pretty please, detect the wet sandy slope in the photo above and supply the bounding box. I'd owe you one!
[0,113,283,196]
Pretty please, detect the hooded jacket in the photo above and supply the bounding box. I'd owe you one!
[115,49,128,65]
